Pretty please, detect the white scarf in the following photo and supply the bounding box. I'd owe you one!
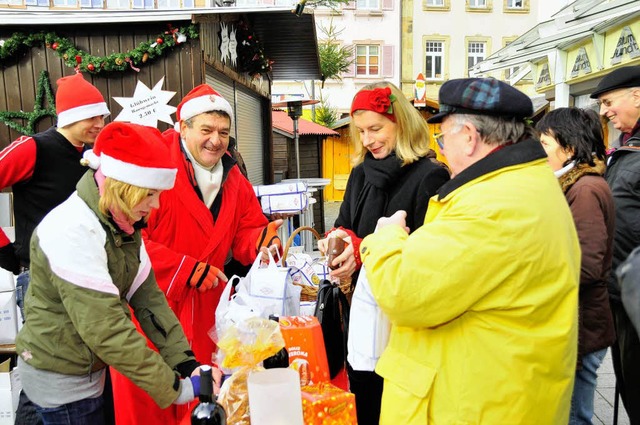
[181,139,223,208]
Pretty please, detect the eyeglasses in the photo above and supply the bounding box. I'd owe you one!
[433,131,447,150]
[433,128,457,150]
[596,89,632,108]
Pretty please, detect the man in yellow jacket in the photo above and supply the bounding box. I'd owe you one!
[360,78,580,424]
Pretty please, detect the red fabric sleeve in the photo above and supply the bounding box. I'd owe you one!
[337,227,363,270]
[0,136,36,248]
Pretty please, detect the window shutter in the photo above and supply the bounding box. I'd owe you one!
[382,0,393,10]
[343,1,356,9]
[382,45,394,77]
[346,44,357,77]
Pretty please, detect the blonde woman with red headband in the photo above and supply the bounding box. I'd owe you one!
[318,81,450,424]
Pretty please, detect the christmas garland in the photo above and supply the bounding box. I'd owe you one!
[236,20,273,78]
[0,70,56,135]
[0,23,198,74]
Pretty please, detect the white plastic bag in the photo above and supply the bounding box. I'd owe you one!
[249,251,301,317]
[347,265,391,372]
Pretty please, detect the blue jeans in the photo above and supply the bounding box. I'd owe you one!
[15,269,30,323]
[569,348,607,425]
[34,396,105,425]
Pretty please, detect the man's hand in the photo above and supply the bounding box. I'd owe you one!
[188,262,228,292]
[375,210,409,233]
[256,219,283,252]
[0,243,20,275]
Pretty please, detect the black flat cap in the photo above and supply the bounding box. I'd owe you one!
[590,66,640,99]
[428,78,533,124]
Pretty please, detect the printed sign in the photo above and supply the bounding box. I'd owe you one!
[113,77,177,128]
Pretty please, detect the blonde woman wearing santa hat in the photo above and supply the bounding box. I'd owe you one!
[15,122,206,425]
[0,72,111,424]
[110,83,280,425]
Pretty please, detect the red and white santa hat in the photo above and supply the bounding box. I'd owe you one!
[82,122,177,190]
[174,84,233,131]
[56,73,110,128]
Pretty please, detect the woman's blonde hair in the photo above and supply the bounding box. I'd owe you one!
[99,177,152,221]
[350,81,431,166]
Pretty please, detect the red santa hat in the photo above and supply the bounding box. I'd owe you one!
[56,73,110,128]
[175,84,233,131]
[82,122,177,190]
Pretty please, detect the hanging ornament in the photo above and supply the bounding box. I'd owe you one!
[176,32,187,44]
[125,57,140,72]
[142,52,149,63]
[51,42,58,50]
[156,38,164,44]
[0,40,5,48]
[62,53,68,61]
[87,63,95,71]
[115,57,124,66]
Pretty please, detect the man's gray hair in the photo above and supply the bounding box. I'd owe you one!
[451,113,527,146]
[183,110,231,129]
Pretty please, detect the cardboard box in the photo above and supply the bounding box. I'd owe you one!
[0,359,19,425]
[0,270,14,293]
[0,292,18,345]
[279,316,330,387]
[253,182,307,197]
[260,192,308,214]
[301,382,357,425]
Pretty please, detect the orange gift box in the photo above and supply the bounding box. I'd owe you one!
[279,315,331,386]
[300,382,357,425]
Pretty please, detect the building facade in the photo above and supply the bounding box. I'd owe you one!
[404,0,569,102]
[471,0,640,146]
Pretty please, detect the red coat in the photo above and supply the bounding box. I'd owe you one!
[112,130,268,425]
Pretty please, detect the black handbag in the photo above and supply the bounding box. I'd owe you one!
[314,279,350,378]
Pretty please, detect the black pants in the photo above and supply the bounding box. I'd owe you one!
[347,362,383,425]
[610,299,640,425]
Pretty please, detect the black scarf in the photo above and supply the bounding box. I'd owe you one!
[352,153,404,236]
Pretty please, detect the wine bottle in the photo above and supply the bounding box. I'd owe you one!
[191,365,227,425]
[263,315,290,369]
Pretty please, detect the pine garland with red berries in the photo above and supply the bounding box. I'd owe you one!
[0,24,198,74]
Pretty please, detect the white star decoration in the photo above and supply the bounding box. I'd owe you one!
[113,77,177,128]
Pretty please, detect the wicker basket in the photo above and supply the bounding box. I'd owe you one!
[283,226,353,302]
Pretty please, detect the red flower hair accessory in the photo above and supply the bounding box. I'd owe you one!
[350,87,397,122]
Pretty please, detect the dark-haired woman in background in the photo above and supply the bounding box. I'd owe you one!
[537,108,616,425]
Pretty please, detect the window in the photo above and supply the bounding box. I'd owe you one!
[507,0,522,6]
[0,0,24,5]
[132,0,152,7]
[25,0,50,5]
[425,41,443,80]
[234,0,257,5]
[106,0,129,7]
[467,41,485,70]
[469,0,485,6]
[80,0,103,7]
[53,0,77,6]
[426,0,443,4]
[275,0,295,5]
[357,0,379,9]
[356,44,380,77]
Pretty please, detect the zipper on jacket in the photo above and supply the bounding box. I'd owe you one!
[150,313,167,338]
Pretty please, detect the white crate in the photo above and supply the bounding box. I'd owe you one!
[0,291,17,345]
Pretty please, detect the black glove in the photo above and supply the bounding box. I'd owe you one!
[0,243,20,275]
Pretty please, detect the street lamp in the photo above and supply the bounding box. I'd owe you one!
[272,98,319,179]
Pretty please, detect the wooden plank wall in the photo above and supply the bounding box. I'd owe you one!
[322,125,354,202]
[0,22,203,151]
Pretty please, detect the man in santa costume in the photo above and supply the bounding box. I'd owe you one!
[0,72,110,425]
[111,84,282,424]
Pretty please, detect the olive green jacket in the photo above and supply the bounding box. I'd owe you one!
[16,171,195,408]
